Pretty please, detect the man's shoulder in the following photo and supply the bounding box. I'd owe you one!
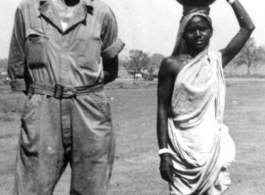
[17,0,38,10]
[84,0,111,12]
[85,0,115,18]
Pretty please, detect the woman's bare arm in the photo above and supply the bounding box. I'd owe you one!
[157,57,179,183]
[157,59,173,151]
[221,0,255,67]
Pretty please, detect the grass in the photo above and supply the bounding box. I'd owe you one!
[0,79,264,195]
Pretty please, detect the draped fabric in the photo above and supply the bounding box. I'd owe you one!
[167,49,235,195]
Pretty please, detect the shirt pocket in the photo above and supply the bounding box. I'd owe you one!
[25,29,49,69]
[74,38,102,72]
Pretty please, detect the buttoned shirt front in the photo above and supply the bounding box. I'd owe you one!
[8,0,124,90]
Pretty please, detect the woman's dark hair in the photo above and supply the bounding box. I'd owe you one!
[198,15,213,32]
[185,15,213,33]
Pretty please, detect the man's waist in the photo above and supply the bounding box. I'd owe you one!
[28,82,103,99]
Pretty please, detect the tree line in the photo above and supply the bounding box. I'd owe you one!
[0,37,264,77]
[121,38,265,77]
[0,59,7,72]
[120,50,165,75]
[232,37,265,76]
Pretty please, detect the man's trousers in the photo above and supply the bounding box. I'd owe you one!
[13,90,115,195]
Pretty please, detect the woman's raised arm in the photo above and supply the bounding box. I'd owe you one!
[221,0,255,67]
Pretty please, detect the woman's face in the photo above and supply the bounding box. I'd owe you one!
[183,16,212,53]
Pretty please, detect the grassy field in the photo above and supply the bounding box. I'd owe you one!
[0,79,264,195]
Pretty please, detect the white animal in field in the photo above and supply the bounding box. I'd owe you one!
[134,73,142,79]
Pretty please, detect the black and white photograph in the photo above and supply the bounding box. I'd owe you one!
[0,0,264,195]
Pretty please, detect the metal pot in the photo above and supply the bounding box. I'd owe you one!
[176,0,216,6]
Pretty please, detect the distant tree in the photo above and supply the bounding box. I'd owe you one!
[123,50,150,74]
[0,58,8,72]
[149,53,165,68]
[233,38,262,75]
[148,66,156,74]
[256,46,265,63]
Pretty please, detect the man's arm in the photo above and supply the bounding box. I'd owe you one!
[103,56,119,84]
[7,7,27,92]
[101,8,124,84]
[221,0,255,67]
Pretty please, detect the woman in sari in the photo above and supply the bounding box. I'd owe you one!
[156,0,255,194]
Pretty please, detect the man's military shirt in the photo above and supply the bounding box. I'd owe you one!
[8,0,124,90]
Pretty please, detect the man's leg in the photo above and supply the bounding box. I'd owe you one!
[13,95,66,195]
[70,91,115,195]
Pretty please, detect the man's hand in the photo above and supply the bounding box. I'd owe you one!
[159,153,174,183]
[103,56,119,84]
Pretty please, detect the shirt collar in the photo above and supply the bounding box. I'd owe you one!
[37,0,94,17]
[37,0,94,32]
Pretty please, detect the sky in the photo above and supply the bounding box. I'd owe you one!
[0,0,264,59]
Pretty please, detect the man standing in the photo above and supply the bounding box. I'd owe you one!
[8,0,124,194]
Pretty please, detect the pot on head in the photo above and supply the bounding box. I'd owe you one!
[176,0,216,6]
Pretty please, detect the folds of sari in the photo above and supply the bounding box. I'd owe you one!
[168,49,235,195]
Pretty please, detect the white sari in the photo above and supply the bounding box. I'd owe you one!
[168,48,235,195]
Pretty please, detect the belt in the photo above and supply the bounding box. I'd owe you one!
[28,82,103,99]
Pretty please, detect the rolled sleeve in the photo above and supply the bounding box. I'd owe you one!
[101,9,125,59]
[101,38,125,59]
[7,8,26,91]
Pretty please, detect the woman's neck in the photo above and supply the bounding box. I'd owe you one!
[186,48,203,58]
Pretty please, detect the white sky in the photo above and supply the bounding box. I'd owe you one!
[0,0,264,58]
